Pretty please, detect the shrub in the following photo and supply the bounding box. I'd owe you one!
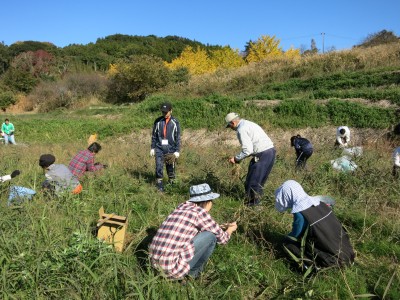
[65,72,109,99]
[106,55,171,104]
[0,90,16,110]
[272,99,327,128]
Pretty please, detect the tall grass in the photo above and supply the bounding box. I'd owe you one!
[0,107,399,299]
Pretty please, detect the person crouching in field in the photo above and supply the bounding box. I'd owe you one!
[335,126,350,148]
[393,146,400,178]
[149,183,237,280]
[290,135,313,171]
[275,180,355,270]
[39,154,82,196]
[68,142,107,179]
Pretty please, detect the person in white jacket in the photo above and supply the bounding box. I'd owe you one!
[393,146,400,178]
[335,126,350,148]
[225,112,276,206]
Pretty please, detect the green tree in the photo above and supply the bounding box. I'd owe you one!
[0,42,10,75]
[106,55,171,104]
[357,30,399,48]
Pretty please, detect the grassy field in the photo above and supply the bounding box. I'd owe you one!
[0,96,399,299]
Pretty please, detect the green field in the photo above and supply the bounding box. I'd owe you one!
[0,94,399,299]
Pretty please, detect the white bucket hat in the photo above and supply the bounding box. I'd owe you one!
[189,183,220,202]
[225,112,239,128]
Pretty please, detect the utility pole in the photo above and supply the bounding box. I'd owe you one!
[321,32,325,53]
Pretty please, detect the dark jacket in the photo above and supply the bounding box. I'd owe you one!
[293,137,313,155]
[300,203,355,267]
[151,116,181,154]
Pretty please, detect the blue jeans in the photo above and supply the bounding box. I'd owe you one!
[188,231,217,278]
[4,134,16,145]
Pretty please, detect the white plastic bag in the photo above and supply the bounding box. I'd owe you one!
[331,156,358,172]
[342,146,363,158]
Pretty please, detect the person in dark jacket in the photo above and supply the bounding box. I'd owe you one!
[150,102,181,192]
[290,135,313,170]
[275,180,355,270]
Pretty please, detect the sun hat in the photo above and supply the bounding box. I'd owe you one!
[188,183,220,202]
[225,112,239,127]
[275,180,322,213]
[39,154,56,168]
[160,102,172,112]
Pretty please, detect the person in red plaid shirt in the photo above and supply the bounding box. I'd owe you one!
[149,183,237,280]
[68,142,107,179]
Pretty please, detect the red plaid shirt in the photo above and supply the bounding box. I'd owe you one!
[149,201,231,279]
[68,149,103,178]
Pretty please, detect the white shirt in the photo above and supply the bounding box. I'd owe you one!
[336,126,350,146]
[393,147,400,167]
[235,119,274,161]
[0,174,12,182]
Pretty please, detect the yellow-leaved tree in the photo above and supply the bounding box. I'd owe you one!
[165,46,216,75]
[210,46,245,70]
[245,35,283,63]
[284,47,301,60]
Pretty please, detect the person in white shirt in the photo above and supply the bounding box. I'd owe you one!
[1,170,20,183]
[335,126,351,148]
[225,113,276,206]
[392,146,400,178]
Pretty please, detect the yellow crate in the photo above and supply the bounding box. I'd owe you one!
[97,206,128,252]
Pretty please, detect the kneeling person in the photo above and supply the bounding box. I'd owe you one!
[39,154,82,195]
[275,180,355,269]
[149,183,237,280]
[69,142,106,179]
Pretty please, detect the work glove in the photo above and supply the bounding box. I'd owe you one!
[174,152,180,159]
[150,149,155,157]
[11,170,21,178]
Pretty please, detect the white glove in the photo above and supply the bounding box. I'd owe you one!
[150,149,155,157]
[174,152,180,158]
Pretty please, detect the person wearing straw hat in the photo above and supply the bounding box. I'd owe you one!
[150,102,181,192]
[275,180,354,269]
[225,112,276,206]
[149,183,237,280]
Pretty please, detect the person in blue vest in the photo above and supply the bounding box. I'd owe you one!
[150,102,181,192]
[290,135,313,170]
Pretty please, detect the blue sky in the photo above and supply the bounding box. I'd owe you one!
[1,0,399,52]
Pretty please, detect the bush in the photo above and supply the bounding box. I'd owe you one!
[106,55,171,104]
[0,90,16,110]
[65,72,109,99]
[272,99,327,128]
